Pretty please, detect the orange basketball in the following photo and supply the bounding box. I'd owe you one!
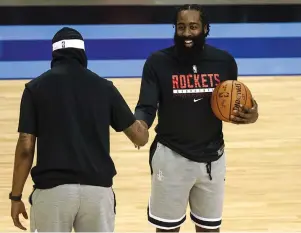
[211,80,253,122]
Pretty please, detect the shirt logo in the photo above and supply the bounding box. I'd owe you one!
[157,170,164,181]
[194,98,202,102]
[193,65,198,73]
[172,73,221,99]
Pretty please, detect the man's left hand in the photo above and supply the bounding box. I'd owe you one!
[230,98,259,124]
[11,200,28,231]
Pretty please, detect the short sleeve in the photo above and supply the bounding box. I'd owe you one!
[228,56,238,80]
[18,87,37,136]
[110,83,136,132]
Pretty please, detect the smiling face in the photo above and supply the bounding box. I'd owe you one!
[174,9,207,53]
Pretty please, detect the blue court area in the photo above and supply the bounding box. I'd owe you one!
[0,23,301,79]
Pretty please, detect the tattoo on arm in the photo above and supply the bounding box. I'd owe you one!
[123,121,149,146]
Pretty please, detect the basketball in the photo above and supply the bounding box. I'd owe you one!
[211,80,253,122]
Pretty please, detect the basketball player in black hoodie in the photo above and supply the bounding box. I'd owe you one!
[10,27,148,232]
[135,4,258,232]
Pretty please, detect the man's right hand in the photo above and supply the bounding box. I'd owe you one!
[134,120,149,149]
[123,120,149,148]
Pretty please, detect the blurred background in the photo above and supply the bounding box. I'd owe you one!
[0,0,301,79]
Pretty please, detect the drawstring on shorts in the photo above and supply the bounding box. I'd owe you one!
[206,162,212,180]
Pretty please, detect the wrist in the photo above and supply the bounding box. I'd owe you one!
[9,192,22,201]
[138,120,148,129]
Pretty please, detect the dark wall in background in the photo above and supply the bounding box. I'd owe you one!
[1,4,301,25]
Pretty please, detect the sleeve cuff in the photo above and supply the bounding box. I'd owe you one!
[134,110,153,128]
[114,116,136,132]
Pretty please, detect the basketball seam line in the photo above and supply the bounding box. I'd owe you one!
[216,82,228,121]
[229,81,235,121]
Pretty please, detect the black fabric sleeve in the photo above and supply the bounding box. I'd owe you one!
[228,56,238,80]
[134,57,159,128]
[17,86,37,136]
[110,82,136,132]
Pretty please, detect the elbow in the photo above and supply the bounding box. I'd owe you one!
[17,150,34,163]
[16,145,34,160]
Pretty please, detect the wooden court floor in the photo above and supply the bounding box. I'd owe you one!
[0,76,300,232]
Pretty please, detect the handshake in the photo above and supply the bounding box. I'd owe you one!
[123,119,149,149]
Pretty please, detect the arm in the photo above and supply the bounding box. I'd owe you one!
[12,133,36,196]
[11,87,37,231]
[134,57,159,128]
[11,87,37,196]
[110,83,149,147]
[228,55,238,81]
[229,57,259,124]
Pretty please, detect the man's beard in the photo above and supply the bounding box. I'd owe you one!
[173,32,206,63]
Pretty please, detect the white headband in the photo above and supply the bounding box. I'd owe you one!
[52,39,85,51]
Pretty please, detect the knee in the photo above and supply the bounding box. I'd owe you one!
[195,226,220,232]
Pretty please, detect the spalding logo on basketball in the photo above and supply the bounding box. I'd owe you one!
[211,80,253,122]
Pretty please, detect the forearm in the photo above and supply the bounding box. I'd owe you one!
[11,152,34,196]
[135,59,159,128]
[11,133,36,196]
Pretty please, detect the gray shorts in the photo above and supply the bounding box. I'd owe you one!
[29,184,116,232]
[147,142,226,230]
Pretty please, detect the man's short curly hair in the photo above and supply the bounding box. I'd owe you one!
[173,4,210,37]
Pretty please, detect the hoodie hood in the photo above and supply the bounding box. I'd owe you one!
[51,27,88,68]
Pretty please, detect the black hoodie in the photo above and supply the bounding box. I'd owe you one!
[134,44,238,164]
[17,27,136,189]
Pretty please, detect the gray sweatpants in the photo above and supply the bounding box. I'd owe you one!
[148,142,226,230]
[29,184,116,232]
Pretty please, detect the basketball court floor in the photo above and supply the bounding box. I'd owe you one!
[0,76,300,232]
